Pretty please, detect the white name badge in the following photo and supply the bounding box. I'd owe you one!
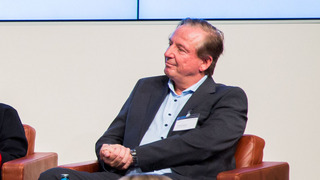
[173,113,199,131]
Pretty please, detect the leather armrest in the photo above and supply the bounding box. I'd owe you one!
[217,162,289,180]
[59,160,99,173]
[2,152,58,180]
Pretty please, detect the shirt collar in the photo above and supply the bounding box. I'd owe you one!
[168,75,208,96]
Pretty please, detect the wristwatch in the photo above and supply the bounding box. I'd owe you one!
[130,149,139,167]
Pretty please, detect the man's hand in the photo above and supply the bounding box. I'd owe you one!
[99,144,133,170]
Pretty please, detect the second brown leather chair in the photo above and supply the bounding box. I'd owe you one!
[217,134,289,180]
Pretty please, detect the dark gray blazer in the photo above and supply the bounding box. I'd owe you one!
[96,75,248,180]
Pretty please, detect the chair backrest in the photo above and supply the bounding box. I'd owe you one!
[235,134,265,168]
[23,124,36,155]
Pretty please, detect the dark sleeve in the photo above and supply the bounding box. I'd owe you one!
[0,104,28,165]
[94,79,142,172]
[95,79,141,154]
[136,87,248,172]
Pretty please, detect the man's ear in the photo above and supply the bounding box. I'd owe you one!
[199,55,213,72]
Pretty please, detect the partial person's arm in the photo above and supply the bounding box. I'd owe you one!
[0,104,28,166]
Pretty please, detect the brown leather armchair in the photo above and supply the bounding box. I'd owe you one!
[60,135,289,180]
[2,124,58,180]
[217,135,289,180]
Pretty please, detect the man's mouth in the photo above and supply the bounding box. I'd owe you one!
[165,62,175,67]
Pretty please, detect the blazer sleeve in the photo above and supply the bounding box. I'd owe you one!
[95,79,143,172]
[136,86,248,172]
[0,104,28,165]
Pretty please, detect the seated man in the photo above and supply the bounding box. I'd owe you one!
[0,103,28,177]
[39,18,248,180]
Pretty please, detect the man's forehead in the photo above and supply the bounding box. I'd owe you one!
[171,25,206,43]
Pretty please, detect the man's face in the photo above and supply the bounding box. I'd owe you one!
[164,25,207,83]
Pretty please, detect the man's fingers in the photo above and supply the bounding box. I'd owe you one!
[119,148,133,170]
[109,146,132,169]
[99,144,133,170]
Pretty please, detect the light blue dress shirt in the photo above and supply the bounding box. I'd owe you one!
[127,75,208,175]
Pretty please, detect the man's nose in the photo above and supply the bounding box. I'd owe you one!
[164,46,173,59]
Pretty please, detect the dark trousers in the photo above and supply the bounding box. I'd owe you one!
[39,167,121,180]
[38,167,192,180]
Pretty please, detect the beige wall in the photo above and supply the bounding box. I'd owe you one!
[1,20,319,179]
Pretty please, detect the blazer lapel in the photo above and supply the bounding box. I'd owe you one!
[138,77,170,142]
[184,77,216,112]
[168,77,217,134]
